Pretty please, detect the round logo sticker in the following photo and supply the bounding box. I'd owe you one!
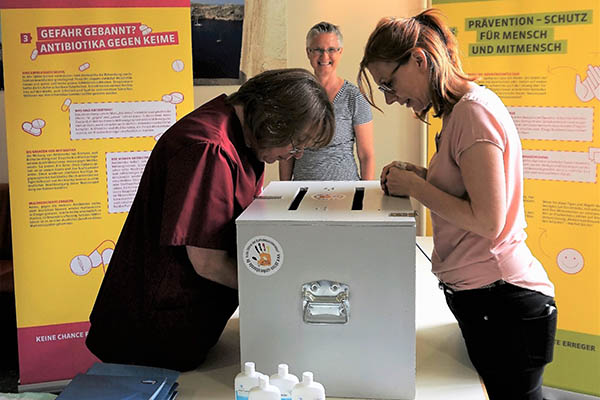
[243,236,284,276]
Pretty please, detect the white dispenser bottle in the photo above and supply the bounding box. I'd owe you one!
[291,372,325,400]
[235,361,264,400]
[249,375,281,400]
[269,364,299,400]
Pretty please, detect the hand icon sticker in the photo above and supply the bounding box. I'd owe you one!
[243,236,284,276]
[253,243,272,266]
[575,65,600,102]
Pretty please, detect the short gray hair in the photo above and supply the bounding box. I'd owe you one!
[306,21,343,48]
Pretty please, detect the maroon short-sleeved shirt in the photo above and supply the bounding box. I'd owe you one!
[86,95,264,370]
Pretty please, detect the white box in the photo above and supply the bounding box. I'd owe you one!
[236,181,416,399]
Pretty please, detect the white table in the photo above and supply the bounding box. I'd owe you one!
[177,237,486,399]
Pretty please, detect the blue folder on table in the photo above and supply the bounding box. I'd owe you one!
[86,362,180,400]
[56,373,167,400]
[57,362,180,400]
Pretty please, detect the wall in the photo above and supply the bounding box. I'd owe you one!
[208,0,428,193]
[1,0,428,232]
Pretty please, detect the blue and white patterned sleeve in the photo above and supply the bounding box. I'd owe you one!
[351,85,373,126]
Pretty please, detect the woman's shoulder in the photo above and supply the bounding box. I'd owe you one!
[336,80,370,103]
[341,79,360,94]
[457,84,504,110]
[448,85,504,122]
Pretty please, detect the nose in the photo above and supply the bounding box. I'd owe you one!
[318,52,330,63]
[384,92,398,105]
[281,152,299,161]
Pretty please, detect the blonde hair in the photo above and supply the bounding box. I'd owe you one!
[358,8,477,121]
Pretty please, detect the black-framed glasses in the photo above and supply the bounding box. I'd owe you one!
[308,47,341,56]
[289,138,304,156]
[377,62,402,95]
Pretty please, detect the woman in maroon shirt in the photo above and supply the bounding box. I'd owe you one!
[86,69,334,371]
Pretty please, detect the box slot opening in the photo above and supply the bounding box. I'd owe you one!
[288,187,308,210]
[351,187,365,210]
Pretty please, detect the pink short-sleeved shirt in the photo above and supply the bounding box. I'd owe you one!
[427,84,554,297]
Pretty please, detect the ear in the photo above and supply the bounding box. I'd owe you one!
[338,46,344,56]
[411,48,428,71]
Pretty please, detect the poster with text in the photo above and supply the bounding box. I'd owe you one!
[430,0,599,396]
[0,0,194,387]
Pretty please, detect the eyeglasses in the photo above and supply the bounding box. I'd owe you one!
[308,47,341,56]
[289,138,304,156]
[377,62,402,95]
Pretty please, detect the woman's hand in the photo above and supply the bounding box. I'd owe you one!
[380,161,426,196]
[403,162,427,179]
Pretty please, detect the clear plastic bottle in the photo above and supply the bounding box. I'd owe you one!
[291,372,325,400]
[235,361,264,400]
[269,364,299,400]
[249,375,281,400]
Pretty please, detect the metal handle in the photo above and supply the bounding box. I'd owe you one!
[302,280,349,324]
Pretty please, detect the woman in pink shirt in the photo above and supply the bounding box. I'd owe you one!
[358,8,556,400]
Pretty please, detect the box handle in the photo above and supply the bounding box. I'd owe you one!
[302,280,349,324]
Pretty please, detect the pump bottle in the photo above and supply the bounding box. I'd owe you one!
[269,364,299,400]
[235,361,264,400]
[291,372,325,400]
[248,375,281,400]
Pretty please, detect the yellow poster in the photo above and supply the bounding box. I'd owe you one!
[431,0,599,396]
[0,0,194,386]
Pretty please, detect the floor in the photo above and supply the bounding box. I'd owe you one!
[0,291,19,393]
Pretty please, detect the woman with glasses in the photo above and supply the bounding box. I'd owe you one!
[358,9,556,400]
[279,21,375,181]
[86,69,334,371]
